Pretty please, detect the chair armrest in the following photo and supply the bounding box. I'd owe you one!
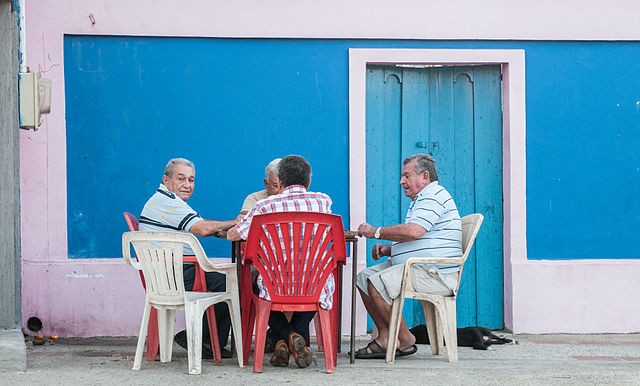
[399,256,464,293]
[403,256,465,267]
[121,232,142,270]
[197,259,236,273]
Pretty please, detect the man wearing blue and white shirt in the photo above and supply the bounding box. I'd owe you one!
[355,154,462,359]
[139,158,237,358]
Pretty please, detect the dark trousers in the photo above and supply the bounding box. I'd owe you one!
[183,264,231,347]
[269,310,316,342]
[252,275,316,342]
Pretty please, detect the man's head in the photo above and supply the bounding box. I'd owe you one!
[263,158,282,196]
[400,153,438,199]
[162,158,195,201]
[277,155,312,188]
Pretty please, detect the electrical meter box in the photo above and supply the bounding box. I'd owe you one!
[19,71,52,129]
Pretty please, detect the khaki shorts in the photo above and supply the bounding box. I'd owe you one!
[356,260,458,304]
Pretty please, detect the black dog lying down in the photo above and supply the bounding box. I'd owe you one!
[410,325,515,350]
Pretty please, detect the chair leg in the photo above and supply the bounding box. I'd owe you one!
[133,302,152,371]
[145,307,160,362]
[252,297,271,373]
[313,314,324,352]
[242,298,255,366]
[440,298,458,362]
[422,301,442,356]
[317,309,334,374]
[185,301,204,375]
[385,296,405,363]
[240,266,254,366]
[227,296,244,368]
[156,308,175,363]
[205,307,222,363]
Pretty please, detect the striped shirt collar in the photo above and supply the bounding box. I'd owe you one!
[410,181,440,208]
[417,181,440,198]
[278,185,308,196]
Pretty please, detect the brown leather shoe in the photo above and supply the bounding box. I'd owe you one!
[288,332,313,368]
[269,339,290,367]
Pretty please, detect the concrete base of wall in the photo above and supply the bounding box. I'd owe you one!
[0,330,26,373]
[507,259,640,333]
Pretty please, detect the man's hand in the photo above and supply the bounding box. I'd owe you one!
[226,226,242,241]
[357,222,377,238]
[372,244,391,261]
[190,218,238,237]
[358,222,426,243]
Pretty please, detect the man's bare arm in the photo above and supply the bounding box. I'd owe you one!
[235,210,248,222]
[190,219,237,237]
[357,222,426,242]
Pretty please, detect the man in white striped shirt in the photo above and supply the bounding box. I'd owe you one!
[355,154,462,360]
[139,158,238,359]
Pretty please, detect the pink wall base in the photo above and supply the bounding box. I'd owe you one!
[22,257,365,337]
[22,260,149,337]
[508,260,640,333]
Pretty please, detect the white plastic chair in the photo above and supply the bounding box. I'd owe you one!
[122,231,243,374]
[386,213,484,363]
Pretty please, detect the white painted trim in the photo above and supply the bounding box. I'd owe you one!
[27,0,640,41]
[348,48,527,329]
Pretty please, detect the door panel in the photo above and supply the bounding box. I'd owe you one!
[365,64,503,329]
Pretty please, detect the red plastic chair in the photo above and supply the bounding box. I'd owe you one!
[241,212,346,373]
[123,212,221,362]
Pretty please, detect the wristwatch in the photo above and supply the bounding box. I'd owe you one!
[374,227,382,239]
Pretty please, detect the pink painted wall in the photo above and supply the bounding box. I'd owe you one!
[21,0,640,337]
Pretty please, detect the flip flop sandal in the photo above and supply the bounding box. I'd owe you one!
[355,340,387,359]
[396,344,418,357]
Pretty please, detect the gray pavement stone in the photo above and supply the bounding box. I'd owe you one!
[2,332,639,385]
[0,329,26,373]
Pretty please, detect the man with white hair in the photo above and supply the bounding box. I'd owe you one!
[354,153,462,360]
[139,157,238,359]
[235,158,282,220]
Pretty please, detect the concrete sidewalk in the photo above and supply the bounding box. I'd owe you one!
[2,331,639,385]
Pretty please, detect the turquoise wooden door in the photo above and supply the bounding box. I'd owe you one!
[365,65,503,329]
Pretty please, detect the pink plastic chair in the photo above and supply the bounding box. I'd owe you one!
[240,212,346,373]
[123,212,221,362]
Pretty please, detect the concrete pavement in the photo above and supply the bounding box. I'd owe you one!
[1,331,639,385]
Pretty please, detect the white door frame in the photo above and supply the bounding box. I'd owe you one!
[347,48,527,330]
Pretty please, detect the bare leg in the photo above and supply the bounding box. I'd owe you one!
[358,285,388,334]
[360,281,415,352]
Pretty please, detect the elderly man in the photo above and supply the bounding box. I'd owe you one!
[227,155,332,369]
[355,153,462,359]
[236,158,281,220]
[139,158,238,359]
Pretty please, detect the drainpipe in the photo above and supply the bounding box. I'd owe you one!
[17,0,25,73]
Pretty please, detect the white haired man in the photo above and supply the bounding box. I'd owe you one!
[139,157,238,359]
[235,158,282,220]
[355,154,462,359]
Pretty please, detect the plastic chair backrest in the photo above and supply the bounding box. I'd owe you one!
[243,212,346,305]
[123,212,139,231]
[122,231,194,307]
[455,213,484,290]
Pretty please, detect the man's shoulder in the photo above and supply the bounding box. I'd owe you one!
[145,185,179,203]
[254,187,332,210]
[417,182,454,202]
[302,189,332,200]
[291,190,333,205]
[246,190,268,200]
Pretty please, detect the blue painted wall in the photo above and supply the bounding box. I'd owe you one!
[65,37,640,259]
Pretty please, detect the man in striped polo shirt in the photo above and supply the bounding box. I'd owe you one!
[139,158,238,359]
[355,153,462,359]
